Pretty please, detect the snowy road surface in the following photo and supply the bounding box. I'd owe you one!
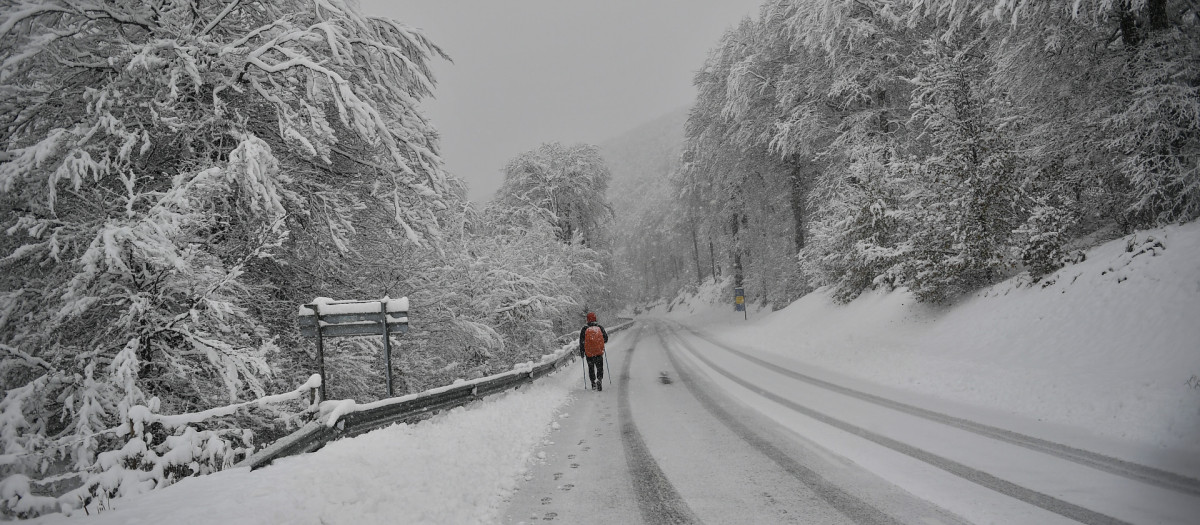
[502,320,1200,524]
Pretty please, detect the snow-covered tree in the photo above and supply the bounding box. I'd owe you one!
[494,142,614,248]
[489,143,619,329]
[664,0,1196,305]
[764,0,925,302]
[0,0,451,516]
[1014,199,1079,281]
[895,38,1026,301]
[800,143,912,302]
[671,14,812,309]
[904,0,1200,227]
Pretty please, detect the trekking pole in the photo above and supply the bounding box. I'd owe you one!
[581,351,589,389]
[603,351,612,385]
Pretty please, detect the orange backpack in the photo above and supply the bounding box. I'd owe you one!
[583,326,605,357]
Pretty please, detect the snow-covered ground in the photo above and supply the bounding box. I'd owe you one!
[652,221,1200,478]
[28,364,579,525]
[23,222,1198,524]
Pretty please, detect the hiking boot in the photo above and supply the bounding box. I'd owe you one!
[597,381,603,392]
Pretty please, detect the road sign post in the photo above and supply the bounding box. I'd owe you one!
[380,300,393,397]
[299,297,409,399]
[312,303,327,401]
[734,287,746,320]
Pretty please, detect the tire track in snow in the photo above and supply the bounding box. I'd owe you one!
[618,325,702,525]
[662,324,1131,525]
[652,324,907,525]
[677,323,1200,498]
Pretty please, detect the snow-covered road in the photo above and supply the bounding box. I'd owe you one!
[504,322,955,524]
[503,319,1200,524]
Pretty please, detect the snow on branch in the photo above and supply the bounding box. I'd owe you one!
[126,374,322,433]
[0,343,51,372]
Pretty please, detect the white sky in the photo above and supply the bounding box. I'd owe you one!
[362,0,764,203]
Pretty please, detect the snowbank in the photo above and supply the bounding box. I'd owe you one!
[29,364,579,525]
[657,222,1200,477]
[298,297,409,316]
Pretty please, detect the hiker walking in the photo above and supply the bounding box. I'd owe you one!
[579,312,609,391]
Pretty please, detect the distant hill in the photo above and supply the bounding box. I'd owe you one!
[599,106,689,221]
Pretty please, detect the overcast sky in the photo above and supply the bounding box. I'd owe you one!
[362,0,763,203]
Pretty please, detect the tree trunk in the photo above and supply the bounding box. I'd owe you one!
[733,252,743,287]
[642,256,651,299]
[691,226,703,285]
[1148,0,1168,31]
[709,240,718,282]
[730,211,744,287]
[789,166,806,254]
[1117,0,1142,48]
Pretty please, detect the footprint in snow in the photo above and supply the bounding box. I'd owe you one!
[543,512,558,521]
[568,454,576,459]
[541,497,552,505]
[570,463,580,469]
[554,472,563,480]
[560,484,575,491]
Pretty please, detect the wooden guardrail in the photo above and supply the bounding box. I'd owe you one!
[241,320,636,470]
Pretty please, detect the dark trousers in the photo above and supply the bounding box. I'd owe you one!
[586,354,604,383]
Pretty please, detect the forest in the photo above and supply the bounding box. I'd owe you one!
[619,0,1199,307]
[1,0,1196,518]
